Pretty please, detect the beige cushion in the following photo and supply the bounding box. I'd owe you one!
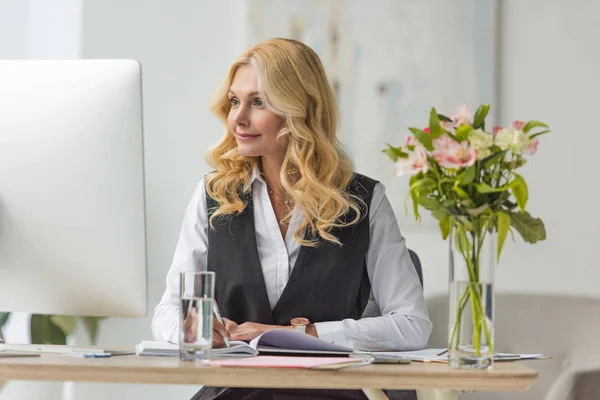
[426,294,600,400]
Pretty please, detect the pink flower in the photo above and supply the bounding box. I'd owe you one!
[451,104,472,127]
[440,121,453,132]
[423,127,430,134]
[406,136,417,146]
[492,126,502,136]
[526,138,539,155]
[511,120,526,131]
[395,143,430,176]
[433,134,456,151]
[432,134,476,169]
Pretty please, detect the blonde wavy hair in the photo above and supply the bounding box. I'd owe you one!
[206,38,364,247]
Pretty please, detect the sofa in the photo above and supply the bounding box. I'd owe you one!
[425,294,600,400]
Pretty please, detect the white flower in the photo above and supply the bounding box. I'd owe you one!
[468,129,494,159]
[494,128,529,154]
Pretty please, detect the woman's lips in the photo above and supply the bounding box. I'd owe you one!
[237,133,260,141]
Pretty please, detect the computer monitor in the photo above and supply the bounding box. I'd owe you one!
[0,60,147,318]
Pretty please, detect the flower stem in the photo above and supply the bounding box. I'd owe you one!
[449,287,470,348]
[449,217,494,359]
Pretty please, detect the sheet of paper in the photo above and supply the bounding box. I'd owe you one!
[250,329,353,353]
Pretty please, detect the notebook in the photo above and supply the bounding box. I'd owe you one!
[136,329,354,358]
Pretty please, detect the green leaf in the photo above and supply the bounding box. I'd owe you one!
[473,104,490,129]
[429,107,444,138]
[453,180,470,199]
[0,312,10,340]
[382,144,408,162]
[418,197,441,211]
[510,174,528,211]
[30,314,66,345]
[482,150,507,169]
[476,182,507,193]
[496,211,511,261]
[409,176,437,194]
[0,312,10,329]
[458,165,476,185]
[80,317,102,345]
[408,175,421,221]
[529,129,551,139]
[409,127,433,151]
[408,176,437,221]
[439,216,451,240]
[455,228,473,255]
[437,113,453,123]
[455,125,473,142]
[432,208,449,221]
[49,315,77,336]
[509,211,546,243]
[523,120,549,133]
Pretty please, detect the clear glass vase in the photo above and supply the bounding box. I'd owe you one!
[448,215,495,369]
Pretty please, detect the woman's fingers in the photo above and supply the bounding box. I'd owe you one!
[223,318,238,334]
[229,322,266,342]
[212,316,228,347]
[183,308,198,343]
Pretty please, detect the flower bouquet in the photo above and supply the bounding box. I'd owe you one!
[384,104,549,368]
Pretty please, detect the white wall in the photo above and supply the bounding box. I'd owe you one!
[387,0,600,301]
[493,0,600,297]
[0,0,28,59]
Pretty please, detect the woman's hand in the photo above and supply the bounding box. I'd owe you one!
[229,322,282,342]
[227,322,319,342]
[182,307,198,343]
[213,317,237,348]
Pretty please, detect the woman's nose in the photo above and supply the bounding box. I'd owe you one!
[233,105,250,126]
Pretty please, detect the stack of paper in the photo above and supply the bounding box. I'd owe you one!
[135,341,179,357]
[374,348,547,363]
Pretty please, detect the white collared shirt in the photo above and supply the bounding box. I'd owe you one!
[152,169,432,351]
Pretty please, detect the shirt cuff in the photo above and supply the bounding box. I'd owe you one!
[314,321,348,347]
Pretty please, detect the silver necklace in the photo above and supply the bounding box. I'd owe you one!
[266,185,292,226]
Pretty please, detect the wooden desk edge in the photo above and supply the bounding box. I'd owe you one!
[0,357,540,392]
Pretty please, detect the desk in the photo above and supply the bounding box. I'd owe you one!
[0,353,539,400]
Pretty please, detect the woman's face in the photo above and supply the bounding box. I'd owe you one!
[227,65,285,160]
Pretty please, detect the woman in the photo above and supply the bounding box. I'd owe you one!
[153,38,431,400]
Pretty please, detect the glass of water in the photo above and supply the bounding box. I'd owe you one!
[179,271,215,361]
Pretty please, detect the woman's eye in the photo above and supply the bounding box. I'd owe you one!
[253,98,264,107]
[229,98,239,106]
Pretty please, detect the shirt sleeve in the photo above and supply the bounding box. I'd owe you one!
[314,182,432,351]
[151,181,209,343]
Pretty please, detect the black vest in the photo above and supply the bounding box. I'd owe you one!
[206,173,378,325]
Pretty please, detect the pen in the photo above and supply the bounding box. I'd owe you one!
[437,349,448,356]
[212,300,230,348]
[67,352,111,358]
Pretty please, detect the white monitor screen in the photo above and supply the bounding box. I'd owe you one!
[0,60,147,318]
